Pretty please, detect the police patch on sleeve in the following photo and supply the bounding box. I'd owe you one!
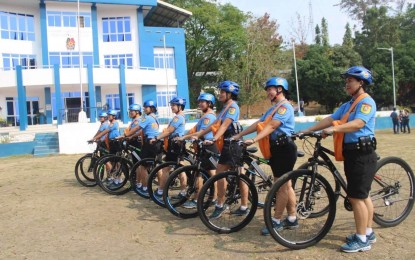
[277,106,287,115]
[229,108,236,115]
[151,122,158,129]
[203,118,210,125]
[360,103,372,114]
[141,117,146,122]
[173,117,179,122]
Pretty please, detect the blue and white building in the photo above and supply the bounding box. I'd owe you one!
[0,0,191,130]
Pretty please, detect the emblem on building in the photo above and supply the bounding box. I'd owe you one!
[66,37,75,50]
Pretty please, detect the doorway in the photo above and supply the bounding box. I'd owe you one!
[65,97,81,122]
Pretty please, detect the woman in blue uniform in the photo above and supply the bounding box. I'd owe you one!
[302,66,377,253]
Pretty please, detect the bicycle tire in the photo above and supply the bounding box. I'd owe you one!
[147,161,183,207]
[129,158,156,199]
[163,165,213,219]
[372,156,415,227]
[92,153,114,180]
[95,155,133,195]
[74,154,97,187]
[197,171,258,234]
[264,169,336,249]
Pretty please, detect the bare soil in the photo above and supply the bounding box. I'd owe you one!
[0,130,414,259]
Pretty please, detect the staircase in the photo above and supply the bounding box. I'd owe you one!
[33,132,59,156]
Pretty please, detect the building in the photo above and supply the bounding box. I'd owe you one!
[0,0,191,130]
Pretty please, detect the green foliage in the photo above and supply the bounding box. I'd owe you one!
[342,23,353,48]
[315,24,321,45]
[321,18,329,47]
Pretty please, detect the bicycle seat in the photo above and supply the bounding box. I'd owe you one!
[247,147,258,154]
[297,150,305,157]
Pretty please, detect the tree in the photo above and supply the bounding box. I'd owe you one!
[321,18,329,47]
[166,0,247,107]
[336,0,394,21]
[288,12,310,45]
[342,23,354,48]
[220,13,284,117]
[315,24,321,45]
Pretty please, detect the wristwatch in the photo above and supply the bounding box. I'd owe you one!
[212,138,216,142]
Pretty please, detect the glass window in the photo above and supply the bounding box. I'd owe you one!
[102,16,131,42]
[102,19,108,34]
[1,13,8,30]
[1,30,8,39]
[18,16,25,31]
[9,15,17,30]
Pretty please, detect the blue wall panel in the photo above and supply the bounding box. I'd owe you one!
[0,142,35,158]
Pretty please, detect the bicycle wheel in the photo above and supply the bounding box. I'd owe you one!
[147,161,183,207]
[197,171,258,234]
[129,158,156,199]
[74,154,97,187]
[163,165,213,219]
[93,154,113,180]
[264,169,336,249]
[95,155,132,195]
[372,156,415,227]
[296,161,340,218]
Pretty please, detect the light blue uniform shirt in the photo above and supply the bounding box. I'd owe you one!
[168,114,185,137]
[259,100,295,140]
[195,112,216,140]
[218,102,239,132]
[108,121,120,139]
[130,117,141,134]
[139,113,159,139]
[330,95,376,143]
[98,121,109,141]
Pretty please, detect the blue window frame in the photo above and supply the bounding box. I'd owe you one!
[47,11,91,28]
[0,11,35,41]
[48,52,93,68]
[2,53,36,70]
[154,53,175,69]
[156,91,177,107]
[103,54,133,68]
[105,93,135,110]
[102,17,131,42]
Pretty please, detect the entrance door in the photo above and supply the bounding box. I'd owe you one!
[65,97,81,122]
[26,97,39,125]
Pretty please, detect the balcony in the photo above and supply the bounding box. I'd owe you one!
[0,65,177,88]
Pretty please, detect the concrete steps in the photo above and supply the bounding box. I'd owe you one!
[33,132,59,157]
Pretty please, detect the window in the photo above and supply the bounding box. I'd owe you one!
[105,93,135,110]
[6,97,19,126]
[153,48,175,69]
[0,11,35,41]
[102,17,131,42]
[47,11,91,28]
[2,53,36,70]
[103,54,133,68]
[156,90,177,107]
[48,52,93,68]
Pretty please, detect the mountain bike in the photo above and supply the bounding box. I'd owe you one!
[263,131,415,249]
[74,140,109,187]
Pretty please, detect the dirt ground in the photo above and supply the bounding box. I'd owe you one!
[0,130,414,259]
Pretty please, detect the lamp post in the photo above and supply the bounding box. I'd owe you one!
[377,47,396,108]
[292,40,303,116]
[77,0,87,122]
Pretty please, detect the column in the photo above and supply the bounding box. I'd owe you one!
[118,64,128,124]
[54,64,63,125]
[87,64,97,123]
[40,0,49,66]
[16,66,28,131]
[91,4,100,65]
[44,87,52,124]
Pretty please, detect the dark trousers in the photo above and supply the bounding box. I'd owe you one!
[393,120,399,133]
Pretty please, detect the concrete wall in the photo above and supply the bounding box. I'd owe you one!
[0,141,35,158]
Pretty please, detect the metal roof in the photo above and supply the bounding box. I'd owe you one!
[144,0,192,27]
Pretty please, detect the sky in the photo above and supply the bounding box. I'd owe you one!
[222,0,360,45]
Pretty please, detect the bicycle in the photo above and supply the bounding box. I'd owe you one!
[196,139,275,233]
[263,131,415,249]
[93,139,141,195]
[74,140,109,187]
[147,140,195,207]
[162,140,220,219]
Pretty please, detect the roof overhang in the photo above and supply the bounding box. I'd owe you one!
[143,0,192,27]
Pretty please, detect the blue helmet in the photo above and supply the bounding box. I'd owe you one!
[170,97,186,106]
[107,109,117,117]
[341,66,373,85]
[217,80,240,95]
[129,104,141,113]
[265,77,289,91]
[143,99,157,108]
[99,112,108,118]
[197,93,216,105]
